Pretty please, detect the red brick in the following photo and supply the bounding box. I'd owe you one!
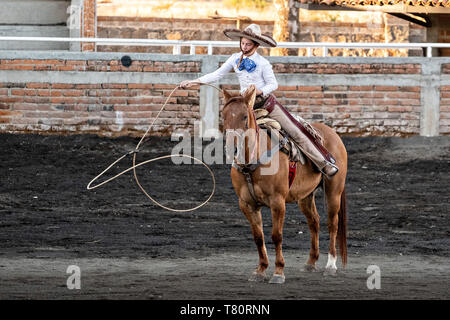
[399,87,420,92]
[348,86,373,91]
[324,85,348,91]
[278,86,297,91]
[101,97,128,104]
[103,84,128,89]
[388,106,412,112]
[11,89,34,96]
[128,84,154,89]
[37,90,51,97]
[153,84,177,89]
[48,90,62,97]
[74,84,101,90]
[375,86,398,91]
[63,90,85,97]
[11,65,34,71]
[164,90,188,97]
[27,83,50,89]
[52,84,75,89]
[337,106,362,112]
[298,86,322,92]
[66,60,86,65]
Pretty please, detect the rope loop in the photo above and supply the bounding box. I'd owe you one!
[87,83,223,212]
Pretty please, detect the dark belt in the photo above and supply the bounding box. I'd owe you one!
[253,94,268,109]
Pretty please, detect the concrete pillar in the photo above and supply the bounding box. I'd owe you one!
[69,0,83,51]
[199,55,220,139]
[420,60,441,136]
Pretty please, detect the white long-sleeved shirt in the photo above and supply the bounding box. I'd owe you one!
[198,52,278,97]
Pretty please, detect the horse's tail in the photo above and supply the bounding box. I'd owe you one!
[337,187,348,265]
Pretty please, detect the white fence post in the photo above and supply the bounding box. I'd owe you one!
[190,44,196,55]
[173,45,181,55]
[0,37,450,57]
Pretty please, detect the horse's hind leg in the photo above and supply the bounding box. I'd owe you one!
[323,181,346,276]
[239,199,268,282]
[298,192,320,272]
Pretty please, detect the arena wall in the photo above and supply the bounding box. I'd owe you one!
[0,51,449,137]
[0,0,71,51]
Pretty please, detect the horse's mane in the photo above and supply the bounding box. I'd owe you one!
[223,95,245,110]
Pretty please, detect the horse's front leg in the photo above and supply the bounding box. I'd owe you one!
[239,199,268,282]
[269,197,286,284]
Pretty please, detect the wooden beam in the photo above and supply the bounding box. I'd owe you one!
[296,3,450,14]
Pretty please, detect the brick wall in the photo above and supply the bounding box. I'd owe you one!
[441,64,450,134]
[273,63,422,135]
[220,84,421,136]
[0,56,201,136]
[81,0,97,52]
[0,53,448,137]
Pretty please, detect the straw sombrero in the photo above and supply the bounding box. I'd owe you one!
[224,24,277,48]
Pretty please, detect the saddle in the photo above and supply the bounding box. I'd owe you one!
[233,95,329,204]
[254,108,325,166]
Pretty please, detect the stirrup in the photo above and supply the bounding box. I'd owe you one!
[322,163,339,178]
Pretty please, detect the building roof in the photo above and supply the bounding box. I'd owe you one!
[298,0,450,7]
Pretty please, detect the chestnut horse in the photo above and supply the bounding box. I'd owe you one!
[222,86,348,284]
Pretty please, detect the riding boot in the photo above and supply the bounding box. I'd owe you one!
[262,95,339,177]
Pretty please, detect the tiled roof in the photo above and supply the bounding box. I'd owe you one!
[298,0,450,7]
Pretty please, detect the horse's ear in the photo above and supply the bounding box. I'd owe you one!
[222,89,232,102]
[244,85,256,109]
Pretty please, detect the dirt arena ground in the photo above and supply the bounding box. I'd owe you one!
[0,133,449,300]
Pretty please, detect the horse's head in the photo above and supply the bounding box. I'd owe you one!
[222,85,257,132]
[222,85,258,164]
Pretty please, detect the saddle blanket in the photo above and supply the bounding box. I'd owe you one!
[288,161,297,188]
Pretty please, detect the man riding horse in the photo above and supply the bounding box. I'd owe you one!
[180,24,339,177]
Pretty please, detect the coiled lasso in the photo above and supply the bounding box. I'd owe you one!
[87,83,222,213]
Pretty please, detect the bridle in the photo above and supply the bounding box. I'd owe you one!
[222,96,259,165]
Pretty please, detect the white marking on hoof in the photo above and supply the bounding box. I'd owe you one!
[324,253,337,275]
[269,274,285,284]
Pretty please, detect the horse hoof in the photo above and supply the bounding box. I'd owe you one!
[269,274,285,284]
[323,267,337,276]
[248,272,266,282]
[303,264,319,272]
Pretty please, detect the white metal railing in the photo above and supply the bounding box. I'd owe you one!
[1,36,450,57]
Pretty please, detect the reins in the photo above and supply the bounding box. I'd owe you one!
[87,82,222,213]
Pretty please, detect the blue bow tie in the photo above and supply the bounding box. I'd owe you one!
[236,57,257,73]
